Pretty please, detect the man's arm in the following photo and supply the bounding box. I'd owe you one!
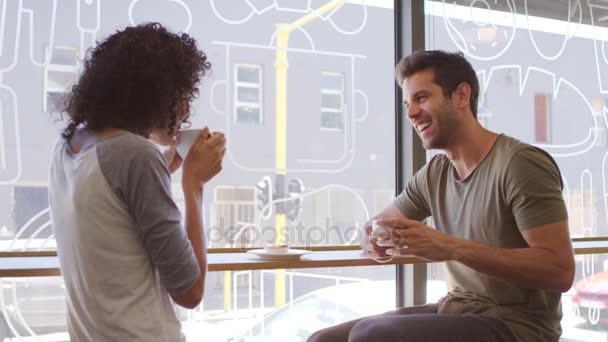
[378,218,575,292]
[451,220,574,292]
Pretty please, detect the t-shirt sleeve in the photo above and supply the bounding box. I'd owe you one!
[393,159,432,221]
[505,147,568,231]
[98,135,200,296]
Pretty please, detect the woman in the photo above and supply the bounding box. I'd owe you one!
[49,23,225,341]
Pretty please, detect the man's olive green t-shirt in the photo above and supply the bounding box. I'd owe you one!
[394,134,568,342]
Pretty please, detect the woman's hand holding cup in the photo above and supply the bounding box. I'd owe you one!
[181,127,226,187]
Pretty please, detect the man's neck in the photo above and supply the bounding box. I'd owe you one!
[444,122,499,180]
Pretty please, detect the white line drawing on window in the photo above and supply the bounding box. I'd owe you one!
[0,0,21,72]
[214,40,365,173]
[21,0,57,67]
[525,0,581,61]
[275,0,311,13]
[210,0,257,24]
[0,83,21,184]
[76,0,100,58]
[0,1,21,184]
[435,0,517,61]
[479,65,598,157]
[0,207,55,339]
[210,0,367,35]
[128,0,192,33]
[591,98,607,147]
[210,186,257,248]
[210,80,228,115]
[0,0,59,184]
[588,0,608,94]
[209,1,371,173]
[588,300,601,325]
[229,184,369,247]
[602,153,608,241]
[581,170,595,231]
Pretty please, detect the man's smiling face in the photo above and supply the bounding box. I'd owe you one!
[402,68,460,150]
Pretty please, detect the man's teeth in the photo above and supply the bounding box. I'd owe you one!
[418,123,431,132]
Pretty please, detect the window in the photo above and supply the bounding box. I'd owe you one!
[425,0,608,338]
[534,93,551,143]
[211,186,257,248]
[320,72,344,131]
[2,1,397,340]
[43,46,79,113]
[234,64,263,124]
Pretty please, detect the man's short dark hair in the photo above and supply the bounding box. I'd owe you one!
[395,50,479,119]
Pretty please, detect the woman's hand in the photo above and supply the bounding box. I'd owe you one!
[182,127,227,187]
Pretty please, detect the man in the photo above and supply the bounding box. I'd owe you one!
[308,50,574,342]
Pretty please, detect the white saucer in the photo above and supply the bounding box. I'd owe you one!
[247,249,311,260]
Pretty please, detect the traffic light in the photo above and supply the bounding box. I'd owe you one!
[285,178,304,221]
[256,176,273,219]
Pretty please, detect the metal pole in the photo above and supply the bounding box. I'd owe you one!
[395,0,427,309]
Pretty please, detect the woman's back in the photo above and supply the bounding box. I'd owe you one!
[49,131,185,341]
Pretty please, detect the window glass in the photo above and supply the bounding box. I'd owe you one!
[426,1,608,338]
[1,1,396,340]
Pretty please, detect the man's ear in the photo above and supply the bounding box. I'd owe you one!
[452,82,471,110]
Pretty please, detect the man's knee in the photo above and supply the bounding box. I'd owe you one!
[349,317,393,342]
[307,326,343,342]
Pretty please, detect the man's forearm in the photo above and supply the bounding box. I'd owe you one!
[451,238,572,292]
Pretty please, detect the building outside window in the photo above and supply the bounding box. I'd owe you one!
[592,98,606,147]
[234,64,263,124]
[320,72,344,131]
[534,93,551,143]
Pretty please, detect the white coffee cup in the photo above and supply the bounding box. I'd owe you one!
[176,128,203,158]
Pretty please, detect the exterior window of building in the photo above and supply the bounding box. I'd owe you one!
[43,46,79,113]
[534,93,551,143]
[234,64,263,124]
[211,186,257,248]
[592,98,606,147]
[320,72,344,131]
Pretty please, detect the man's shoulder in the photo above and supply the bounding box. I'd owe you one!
[494,134,554,167]
[495,134,532,154]
[496,134,563,187]
[425,153,450,171]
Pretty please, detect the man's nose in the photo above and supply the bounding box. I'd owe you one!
[406,102,419,119]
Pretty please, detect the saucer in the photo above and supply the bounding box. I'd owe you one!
[247,249,311,260]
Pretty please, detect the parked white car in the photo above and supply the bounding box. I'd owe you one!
[235,280,447,342]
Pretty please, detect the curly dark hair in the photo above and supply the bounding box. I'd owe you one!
[61,22,211,140]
